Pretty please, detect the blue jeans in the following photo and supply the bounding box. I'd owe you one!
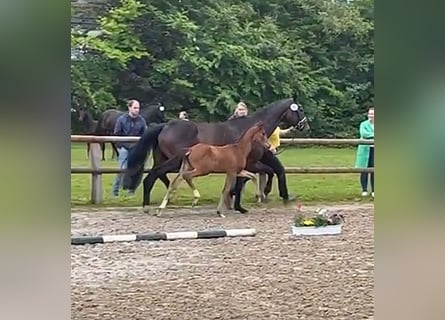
[112,147,132,196]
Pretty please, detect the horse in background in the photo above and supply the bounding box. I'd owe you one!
[94,102,167,161]
[122,96,309,213]
[74,107,100,158]
[157,121,270,217]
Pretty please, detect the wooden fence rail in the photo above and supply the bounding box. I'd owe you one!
[71,135,375,145]
[71,135,374,204]
[71,167,374,174]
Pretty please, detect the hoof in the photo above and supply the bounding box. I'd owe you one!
[155,208,163,217]
[142,205,150,213]
[234,207,248,214]
[192,200,199,207]
[256,193,268,203]
[216,211,226,218]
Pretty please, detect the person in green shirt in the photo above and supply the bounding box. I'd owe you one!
[355,106,374,198]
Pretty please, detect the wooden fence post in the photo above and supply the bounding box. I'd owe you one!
[89,143,103,204]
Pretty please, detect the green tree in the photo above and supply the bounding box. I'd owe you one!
[71,0,374,137]
[71,0,149,113]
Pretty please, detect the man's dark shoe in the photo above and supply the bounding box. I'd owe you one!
[282,194,297,204]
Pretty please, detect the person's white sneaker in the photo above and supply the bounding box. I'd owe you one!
[361,191,368,197]
[371,192,374,198]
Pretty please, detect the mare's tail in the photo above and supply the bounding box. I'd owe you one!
[122,123,166,190]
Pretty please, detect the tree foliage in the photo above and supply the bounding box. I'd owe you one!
[71,0,374,137]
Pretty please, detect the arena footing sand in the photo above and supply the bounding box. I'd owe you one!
[71,203,374,319]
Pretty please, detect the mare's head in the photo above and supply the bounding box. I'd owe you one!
[246,121,270,149]
[280,95,310,132]
[142,102,166,123]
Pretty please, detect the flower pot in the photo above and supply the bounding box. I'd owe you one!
[291,224,342,236]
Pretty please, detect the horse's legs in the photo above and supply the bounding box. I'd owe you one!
[141,151,173,210]
[230,162,274,212]
[223,188,233,211]
[263,172,273,197]
[217,175,228,216]
[142,156,183,211]
[236,169,262,202]
[171,166,206,210]
[157,174,184,216]
[111,143,119,160]
[238,170,258,184]
[260,150,295,202]
[230,177,248,213]
[257,173,266,194]
[142,173,156,211]
[243,162,274,202]
[252,164,274,201]
[159,174,171,188]
[182,177,200,207]
[101,142,106,161]
[217,174,236,218]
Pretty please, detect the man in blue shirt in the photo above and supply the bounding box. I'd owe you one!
[112,99,147,197]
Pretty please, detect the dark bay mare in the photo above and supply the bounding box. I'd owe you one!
[94,103,167,160]
[122,97,309,213]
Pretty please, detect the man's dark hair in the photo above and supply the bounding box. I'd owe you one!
[127,99,138,108]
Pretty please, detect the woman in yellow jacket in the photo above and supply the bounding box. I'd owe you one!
[268,126,294,153]
[257,126,294,196]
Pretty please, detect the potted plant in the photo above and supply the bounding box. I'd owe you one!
[292,207,344,236]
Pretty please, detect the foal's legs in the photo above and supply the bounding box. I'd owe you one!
[157,174,184,216]
[168,174,198,204]
[142,155,179,211]
[217,174,236,218]
[181,176,201,207]
[238,170,258,185]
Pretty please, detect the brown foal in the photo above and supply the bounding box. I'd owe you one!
[157,122,270,217]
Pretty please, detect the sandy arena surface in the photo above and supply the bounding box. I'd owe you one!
[71,203,374,320]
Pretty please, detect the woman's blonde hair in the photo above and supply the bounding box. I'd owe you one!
[235,101,247,110]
